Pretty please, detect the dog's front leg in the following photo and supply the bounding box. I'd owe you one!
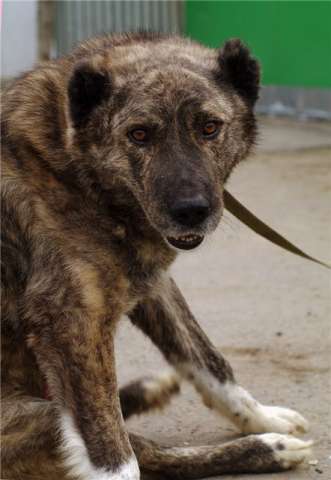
[27,309,139,480]
[130,275,309,437]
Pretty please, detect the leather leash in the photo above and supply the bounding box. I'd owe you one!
[224,190,330,270]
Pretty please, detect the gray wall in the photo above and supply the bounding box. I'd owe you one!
[258,86,331,121]
[1,0,38,78]
[56,0,183,56]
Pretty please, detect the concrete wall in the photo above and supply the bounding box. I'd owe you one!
[1,0,38,78]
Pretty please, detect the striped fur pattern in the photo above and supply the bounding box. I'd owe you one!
[1,33,311,478]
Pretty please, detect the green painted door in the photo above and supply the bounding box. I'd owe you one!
[185,1,331,88]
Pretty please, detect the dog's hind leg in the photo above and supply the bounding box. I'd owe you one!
[1,395,68,480]
[130,432,312,478]
[129,275,310,439]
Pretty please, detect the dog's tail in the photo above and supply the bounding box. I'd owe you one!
[129,431,311,479]
[120,371,180,420]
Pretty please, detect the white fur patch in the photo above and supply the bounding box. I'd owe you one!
[60,412,140,479]
[143,371,180,397]
[260,433,313,469]
[179,366,309,435]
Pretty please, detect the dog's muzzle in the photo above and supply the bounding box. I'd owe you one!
[165,194,209,249]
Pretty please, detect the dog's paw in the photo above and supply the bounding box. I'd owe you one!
[241,405,309,435]
[259,433,313,469]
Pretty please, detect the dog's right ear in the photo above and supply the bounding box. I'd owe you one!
[68,61,112,128]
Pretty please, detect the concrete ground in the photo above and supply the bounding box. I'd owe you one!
[115,117,331,479]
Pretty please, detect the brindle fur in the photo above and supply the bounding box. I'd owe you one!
[2,33,306,479]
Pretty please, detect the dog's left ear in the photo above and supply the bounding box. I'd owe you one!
[68,61,112,128]
[216,39,260,105]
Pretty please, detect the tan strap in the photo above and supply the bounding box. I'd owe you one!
[224,190,330,270]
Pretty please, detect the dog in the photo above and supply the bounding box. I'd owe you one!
[1,32,311,479]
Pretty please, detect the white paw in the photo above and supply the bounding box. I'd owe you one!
[260,433,313,469]
[60,412,140,480]
[241,404,310,435]
[111,458,140,480]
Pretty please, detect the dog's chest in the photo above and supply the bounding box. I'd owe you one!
[60,227,173,317]
[109,239,174,309]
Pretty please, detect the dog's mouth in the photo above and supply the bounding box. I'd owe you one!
[166,234,204,250]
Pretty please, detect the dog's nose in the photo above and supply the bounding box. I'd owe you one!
[169,195,210,227]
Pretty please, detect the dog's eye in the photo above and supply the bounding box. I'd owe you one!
[129,128,150,145]
[202,121,221,139]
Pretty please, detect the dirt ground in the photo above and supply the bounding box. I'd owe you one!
[115,117,331,479]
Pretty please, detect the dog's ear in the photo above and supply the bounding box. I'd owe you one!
[216,39,260,105]
[68,61,112,128]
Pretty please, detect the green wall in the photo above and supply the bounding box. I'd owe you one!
[185,1,331,88]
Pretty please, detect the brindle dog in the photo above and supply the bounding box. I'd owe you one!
[1,33,311,480]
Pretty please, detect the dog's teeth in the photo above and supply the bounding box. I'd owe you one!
[169,234,202,245]
[177,235,199,243]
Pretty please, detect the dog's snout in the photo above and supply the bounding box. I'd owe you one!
[169,195,210,227]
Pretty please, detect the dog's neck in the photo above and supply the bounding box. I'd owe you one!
[4,137,177,275]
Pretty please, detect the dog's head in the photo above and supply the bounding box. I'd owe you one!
[67,36,260,251]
